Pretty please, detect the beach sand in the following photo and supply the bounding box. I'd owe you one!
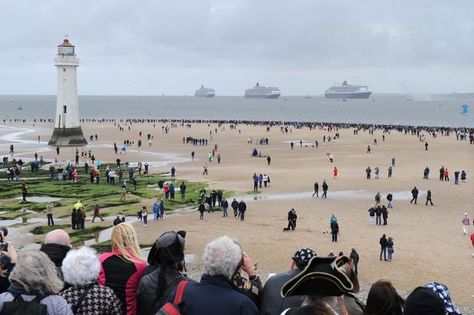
[1,121,473,306]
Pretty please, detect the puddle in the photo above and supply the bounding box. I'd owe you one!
[1,217,50,227]
[233,190,426,203]
[14,196,60,203]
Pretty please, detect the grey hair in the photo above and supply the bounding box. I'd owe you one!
[9,250,63,295]
[61,247,100,286]
[202,236,242,280]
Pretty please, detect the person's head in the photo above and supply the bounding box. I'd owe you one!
[9,250,63,295]
[111,222,141,262]
[203,236,242,280]
[61,247,100,286]
[404,286,445,315]
[364,280,404,315]
[44,229,71,247]
[292,248,317,270]
[424,282,461,315]
[147,231,186,267]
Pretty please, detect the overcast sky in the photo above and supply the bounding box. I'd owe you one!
[1,0,473,95]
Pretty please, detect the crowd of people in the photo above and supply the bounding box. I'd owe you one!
[0,223,465,315]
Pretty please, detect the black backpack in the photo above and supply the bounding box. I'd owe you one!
[0,295,48,315]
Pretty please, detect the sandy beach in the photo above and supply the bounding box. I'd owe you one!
[1,121,473,306]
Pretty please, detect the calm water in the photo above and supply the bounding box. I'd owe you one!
[0,94,472,127]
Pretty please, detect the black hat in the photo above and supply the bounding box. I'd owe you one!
[404,287,445,315]
[147,231,185,266]
[281,255,359,298]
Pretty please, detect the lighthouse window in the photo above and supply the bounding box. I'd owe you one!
[63,106,67,114]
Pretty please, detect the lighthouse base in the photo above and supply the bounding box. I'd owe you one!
[48,127,88,147]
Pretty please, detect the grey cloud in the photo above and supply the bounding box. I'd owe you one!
[0,0,473,94]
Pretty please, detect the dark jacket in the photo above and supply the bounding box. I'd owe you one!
[260,269,304,315]
[379,236,388,248]
[231,200,239,210]
[238,201,247,212]
[136,267,186,315]
[349,250,359,265]
[179,274,259,315]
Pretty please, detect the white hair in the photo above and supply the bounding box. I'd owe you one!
[203,236,242,280]
[61,247,100,286]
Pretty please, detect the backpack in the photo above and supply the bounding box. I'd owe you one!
[0,295,48,315]
[156,280,189,315]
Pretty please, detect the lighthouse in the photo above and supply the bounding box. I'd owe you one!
[48,38,87,147]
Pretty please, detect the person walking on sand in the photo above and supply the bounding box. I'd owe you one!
[322,180,328,199]
[350,248,360,276]
[330,219,339,242]
[367,145,371,153]
[312,182,319,197]
[366,166,372,179]
[238,200,247,221]
[425,190,434,206]
[333,166,338,179]
[198,201,206,220]
[462,213,470,235]
[46,201,54,226]
[285,208,297,231]
[142,206,148,226]
[410,186,419,204]
[387,236,395,262]
[202,164,208,175]
[387,193,393,208]
[379,234,388,261]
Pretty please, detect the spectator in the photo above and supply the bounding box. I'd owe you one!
[260,248,316,315]
[177,236,259,315]
[364,280,404,315]
[404,286,445,315]
[40,229,71,278]
[60,247,122,314]
[0,250,73,314]
[280,255,359,314]
[99,223,147,315]
[0,228,17,294]
[424,282,461,315]
[137,231,187,314]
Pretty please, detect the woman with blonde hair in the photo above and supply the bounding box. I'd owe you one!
[99,222,146,315]
[0,250,72,314]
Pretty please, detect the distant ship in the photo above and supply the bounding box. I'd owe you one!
[245,82,281,99]
[17,105,23,111]
[195,85,215,97]
[325,81,371,99]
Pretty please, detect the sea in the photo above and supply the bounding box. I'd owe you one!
[0,94,473,128]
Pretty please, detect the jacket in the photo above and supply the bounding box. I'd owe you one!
[260,269,304,315]
[0,291,73,315]
[99,251,147,315]
[136,267,186,315]
[60,283,122,315]
[179,274,259,315]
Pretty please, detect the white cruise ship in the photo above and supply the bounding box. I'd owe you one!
[244,82,281,99]
[325,81,372,99]
[195,85,215,97]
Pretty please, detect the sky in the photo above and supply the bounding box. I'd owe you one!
[1,0,473,95]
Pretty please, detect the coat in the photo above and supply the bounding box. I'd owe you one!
[179,274,258,315]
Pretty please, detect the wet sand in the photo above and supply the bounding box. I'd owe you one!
[1,121,473,306]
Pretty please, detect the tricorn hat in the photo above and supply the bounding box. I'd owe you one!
[281,255,359,298]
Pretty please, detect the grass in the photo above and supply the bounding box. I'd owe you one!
[3,170,236,248]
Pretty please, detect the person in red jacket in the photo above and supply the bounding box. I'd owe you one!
[99,223,147,315]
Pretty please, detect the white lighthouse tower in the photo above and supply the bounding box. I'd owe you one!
[48,38,87,147]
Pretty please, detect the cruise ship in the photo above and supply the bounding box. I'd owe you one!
[194,85,215,97]
[325,81,372,99]
[244,82,281,99]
